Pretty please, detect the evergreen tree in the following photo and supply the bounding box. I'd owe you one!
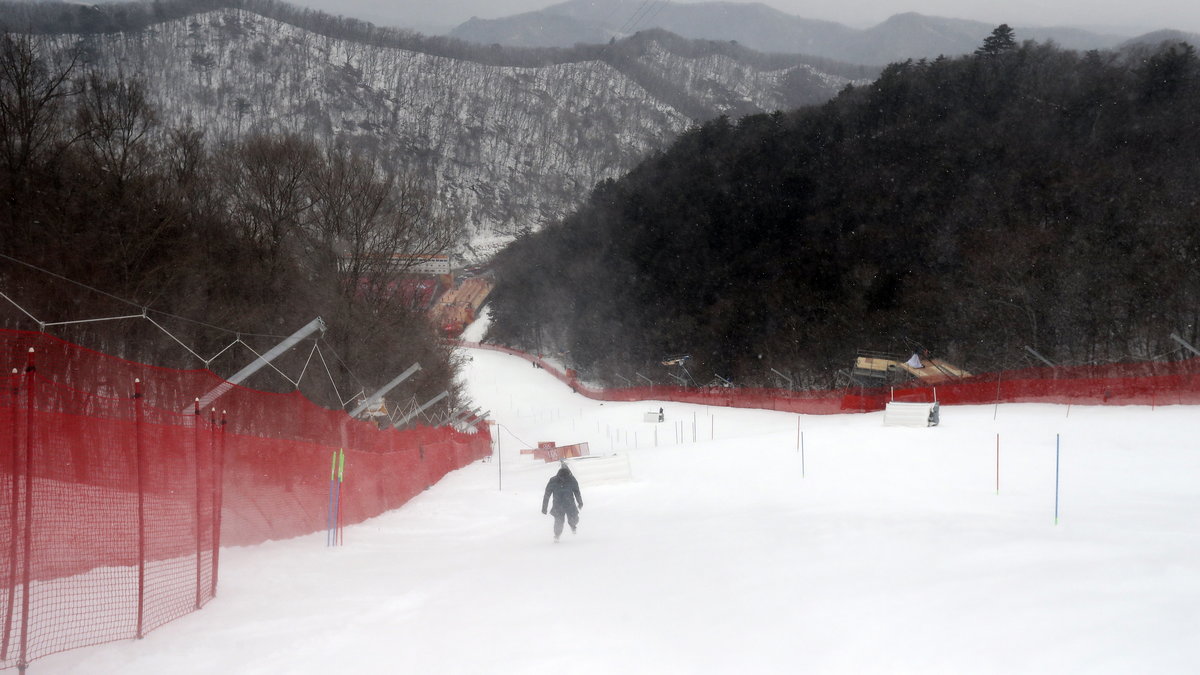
[975,24,1016,56]
[487,39,1200,386]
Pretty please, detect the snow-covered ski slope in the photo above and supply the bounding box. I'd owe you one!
[38,329,1200,673]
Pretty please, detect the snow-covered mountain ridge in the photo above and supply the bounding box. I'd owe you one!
[47,8,868,259]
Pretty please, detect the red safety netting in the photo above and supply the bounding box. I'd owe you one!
[1,330,491,670]
[456,341,1200,412]
[846,359,1200,410]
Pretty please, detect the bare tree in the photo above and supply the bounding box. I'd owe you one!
[0,33,80,219]
[74,72,158,190]
[218,132,319,284]
[306,143,462,299]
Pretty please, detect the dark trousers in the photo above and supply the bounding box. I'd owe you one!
[552,506,579,537]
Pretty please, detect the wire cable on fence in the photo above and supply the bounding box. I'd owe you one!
[315,344,352,407]
[494,422,535,451]
[1,252,296,340]
[1,251,372,408]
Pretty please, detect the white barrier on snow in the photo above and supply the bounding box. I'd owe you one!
[883,401,940,427]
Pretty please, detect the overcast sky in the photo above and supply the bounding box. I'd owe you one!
[294,0,1200,35]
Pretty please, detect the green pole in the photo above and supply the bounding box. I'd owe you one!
[336,449,346,545]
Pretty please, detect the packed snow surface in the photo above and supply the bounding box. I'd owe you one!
[37,329,1200,673]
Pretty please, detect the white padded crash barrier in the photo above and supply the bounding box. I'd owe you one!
[883,401,940,427]
[564,454,633,485]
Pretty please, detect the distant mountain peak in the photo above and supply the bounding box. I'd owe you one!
[451,1,1128,64]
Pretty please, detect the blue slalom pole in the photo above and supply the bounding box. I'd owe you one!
[326,450,337,546]
[1054,434,1061,525]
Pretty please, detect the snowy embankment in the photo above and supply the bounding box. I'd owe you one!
[36,319,1200,674]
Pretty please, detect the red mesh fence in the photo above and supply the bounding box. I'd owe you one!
[1,330,491,670]
[847,359,1200,410]
[456,340,1200,412]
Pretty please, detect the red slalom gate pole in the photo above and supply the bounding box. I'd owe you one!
[995,433,1000,495]
[801,431,806,479]
[1054,434,1061,525]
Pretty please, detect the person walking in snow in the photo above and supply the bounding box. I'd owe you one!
[541,463,583,542]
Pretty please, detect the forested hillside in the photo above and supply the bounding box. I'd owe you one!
[0,33,462,411]
[0,0,870,408]
[0,0,870,258]
[486,34,1200,388]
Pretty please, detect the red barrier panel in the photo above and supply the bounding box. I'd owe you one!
[455,340,1200,412]
[882,362,1200,408]
[0,330,491,670]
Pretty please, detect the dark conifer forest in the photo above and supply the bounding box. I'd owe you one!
[487,36,1200,388]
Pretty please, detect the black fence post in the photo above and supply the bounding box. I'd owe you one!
[134,378,146,639]
[2,366,23,662]
[17,348,36,672]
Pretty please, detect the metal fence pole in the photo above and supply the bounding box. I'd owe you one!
[2,367,22,661]
[133,379,146,639]
[208,409,220,600]
[18,348,36,671]
[193,399,203,610]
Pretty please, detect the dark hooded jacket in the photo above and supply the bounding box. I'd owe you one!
[542,466,582,515]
